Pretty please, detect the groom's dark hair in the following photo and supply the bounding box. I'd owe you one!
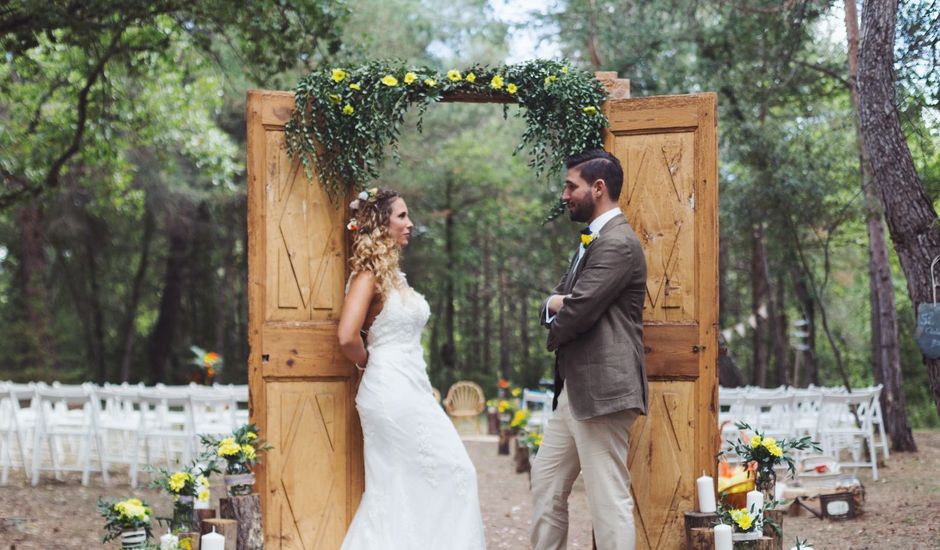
[566,149,623,200]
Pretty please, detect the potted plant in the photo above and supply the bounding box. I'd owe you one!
[201,423,272,496]
[150,462,214,533]
[98,497,153,549]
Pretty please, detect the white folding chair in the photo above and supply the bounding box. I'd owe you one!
[816,391,879,480]
[0,383,32,484]
[94,385,144,487]
[190,387,239,441]
[30,385,109,486]
[521,389,554,432]
[858,385,889,461]
[137,390,197,471]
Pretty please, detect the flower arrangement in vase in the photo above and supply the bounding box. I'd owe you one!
[149,462,215,533]
[716,502,763,542]
[721,421,821,500]
[97,497,153,548]
[200,423,272,496]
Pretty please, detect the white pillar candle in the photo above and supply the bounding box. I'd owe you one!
[746,489,764,515]
[774,481,786,501]
[696,474,717,513]
[201,527,225,550]
[714,524,733,550]
[160,531,179,550]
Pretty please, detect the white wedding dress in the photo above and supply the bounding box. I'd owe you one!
[340,276,486,550]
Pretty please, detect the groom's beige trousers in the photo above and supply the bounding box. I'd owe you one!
[530,388,639,550]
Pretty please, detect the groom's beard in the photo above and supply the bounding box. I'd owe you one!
[568,196,594,223]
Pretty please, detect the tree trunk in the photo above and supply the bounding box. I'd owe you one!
[441,180,456,371]
[13,200,55,373]
[83,224,107,383]
[751,223,770,386]
[119,209,155,382]
[772,279,790,386]
[498,270,511,381]
[790,264,818,386]
[482,226,493,376]
[148,205,194,383]
[847,0,917,450]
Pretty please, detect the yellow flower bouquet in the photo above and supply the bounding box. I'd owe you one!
[721,421,820,497]
[97,497,153,544]
[200,423,272,496]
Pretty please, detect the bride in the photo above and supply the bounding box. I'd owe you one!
[337,187,486,549]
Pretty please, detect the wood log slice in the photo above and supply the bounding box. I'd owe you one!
[684,512,717,549]
[219,494,263,550]
[201,518,238,550]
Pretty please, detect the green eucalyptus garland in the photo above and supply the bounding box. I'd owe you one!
[285,59,609,207]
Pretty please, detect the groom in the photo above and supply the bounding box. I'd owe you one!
[531,149,649,550]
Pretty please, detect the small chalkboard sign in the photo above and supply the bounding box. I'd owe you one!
[916,303,940,358]
[917,255,940,359]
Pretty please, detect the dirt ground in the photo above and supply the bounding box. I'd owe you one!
[1,432,938,549]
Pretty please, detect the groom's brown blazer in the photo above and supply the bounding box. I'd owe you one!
[540,214,649,421]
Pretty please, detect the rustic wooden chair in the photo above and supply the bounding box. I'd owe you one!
[443,381,485,434]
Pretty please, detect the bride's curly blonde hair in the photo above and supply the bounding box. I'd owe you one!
[348,188,405,297]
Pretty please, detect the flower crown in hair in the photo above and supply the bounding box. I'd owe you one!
[346,187,379,232]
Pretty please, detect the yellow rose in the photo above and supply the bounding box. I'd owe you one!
[750,435,763,448]
[168,471,192,492]
[582,106,598,115]
[218,437,241,457]
[545,74,558,85]
[447,69,462,81]
[424,78,436,87]
[466,72,476,83]
[764,439,783,457]
[404,72,417,85]
[342,104,354,115]
[328,93,341,104]
[242,444,257,460]
[506,83,518,94]
[349,83,361,91]
[331,68,346,82]
[490,74,504,89]
[198,488,210,503]
[381,75,398,86]
[511,387,521,397]
[730,509,753,531]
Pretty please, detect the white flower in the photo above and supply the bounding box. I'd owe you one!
[358,191,369,200]
[349,199,360,210]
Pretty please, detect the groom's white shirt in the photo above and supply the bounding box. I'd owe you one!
[545,206,622,323]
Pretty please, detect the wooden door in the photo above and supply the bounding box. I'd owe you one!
[246,90,363,549]
[247,88,717,550]
[607,94,719,550]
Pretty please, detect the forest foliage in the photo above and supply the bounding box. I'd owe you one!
[1,0,938,427]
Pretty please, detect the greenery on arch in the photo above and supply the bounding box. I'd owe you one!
[285,59,609,201]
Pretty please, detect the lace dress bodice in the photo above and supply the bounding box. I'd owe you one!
[366,283,431,354]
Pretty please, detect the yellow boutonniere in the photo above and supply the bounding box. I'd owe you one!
[581,233,596,247]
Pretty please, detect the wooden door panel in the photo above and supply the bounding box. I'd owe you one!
[607,93,718,550]
[248,90,362,550]
[268,381,348,549]
[628,381,695,550]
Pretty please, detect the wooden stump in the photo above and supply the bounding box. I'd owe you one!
[178,531,200,550]
[220,494,263,550]
[763,509,785,550]
[497,428,512,455]
[201,518,238,550]
[684,512,717,549]
[196,508,217,524]
[689,527,775,550]
[514,443,531,474]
